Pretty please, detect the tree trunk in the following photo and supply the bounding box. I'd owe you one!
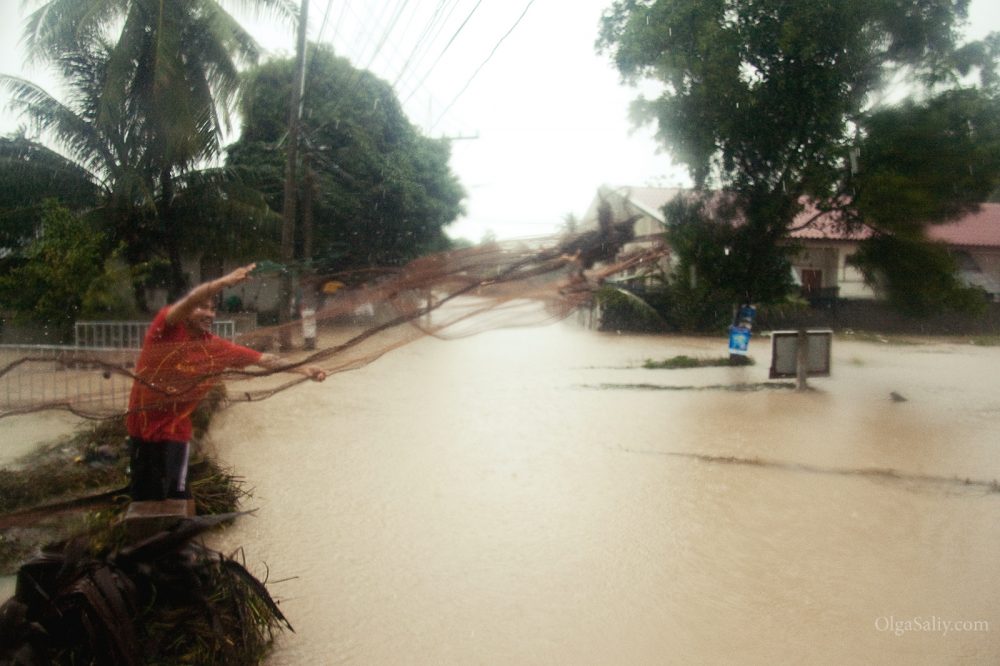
[159,169,185,300]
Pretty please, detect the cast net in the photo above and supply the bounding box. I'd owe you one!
[0,220,663,422]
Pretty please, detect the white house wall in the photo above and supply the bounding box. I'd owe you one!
[971,250,1000,287]
[789,242,875,299]
[156,254,281,313]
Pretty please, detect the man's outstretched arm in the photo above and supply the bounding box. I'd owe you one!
[257,354,327,382]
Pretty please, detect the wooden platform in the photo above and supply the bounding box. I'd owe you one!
[124,499,196,541]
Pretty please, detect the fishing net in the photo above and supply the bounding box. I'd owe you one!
[1,222,663,422]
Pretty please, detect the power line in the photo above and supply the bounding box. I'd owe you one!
[390,0,456,88]
[328,0,351,45]
[362,0,414,71]
[431,0,538,130]
[401,0,486,105]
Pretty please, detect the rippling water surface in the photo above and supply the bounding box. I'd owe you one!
[209,322,1000,664]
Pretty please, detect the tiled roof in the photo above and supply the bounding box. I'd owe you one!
[787,203,872,241]
[612,186,1000,249]
[926,203,1000,248]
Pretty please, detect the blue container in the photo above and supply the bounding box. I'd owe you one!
[728,325,751,356]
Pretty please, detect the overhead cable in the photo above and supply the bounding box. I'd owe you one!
[431,0,538,130]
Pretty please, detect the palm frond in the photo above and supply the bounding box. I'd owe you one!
[0,74,115,184]
[22,0,126,63]
[219,0,299,26]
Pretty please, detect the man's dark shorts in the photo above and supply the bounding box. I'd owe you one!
[127,437,191,501]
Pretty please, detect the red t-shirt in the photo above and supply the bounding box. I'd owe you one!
[126,307,261,441]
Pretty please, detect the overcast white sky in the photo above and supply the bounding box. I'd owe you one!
[2,1,999,242]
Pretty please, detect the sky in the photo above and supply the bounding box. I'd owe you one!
[1,0,999,242]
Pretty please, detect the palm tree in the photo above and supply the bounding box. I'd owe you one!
[2,40,155,250]
[18,0,296,295]
[1,40,280,302]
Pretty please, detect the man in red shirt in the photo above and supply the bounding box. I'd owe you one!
[126,263,326,501]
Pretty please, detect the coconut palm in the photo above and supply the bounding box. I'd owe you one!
[16,0,296,294]
[2,40,154,248]
[1,39,280,299]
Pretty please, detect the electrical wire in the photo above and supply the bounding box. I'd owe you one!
[390,0,456,88]
[430,0,538,130]
[400,0,486,105]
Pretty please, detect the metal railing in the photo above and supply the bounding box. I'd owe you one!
[74,320,236,348]
[0,344,139,415]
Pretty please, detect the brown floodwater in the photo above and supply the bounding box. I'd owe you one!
[203,320,1000,665]
[0,410,82,469]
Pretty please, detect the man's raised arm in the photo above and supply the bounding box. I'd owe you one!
[165,263,257,326]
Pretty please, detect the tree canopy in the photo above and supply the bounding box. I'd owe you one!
[2,0,294,297]
[227,44,466,272]
[0,43,275,299]
[598,0,1000,313]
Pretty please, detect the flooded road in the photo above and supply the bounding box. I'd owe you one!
[0,411,81,469]
[209,323,1000,664]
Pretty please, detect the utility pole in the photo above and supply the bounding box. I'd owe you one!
[279,0,309,350]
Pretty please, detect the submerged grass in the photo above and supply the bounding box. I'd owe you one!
[836,330,923,345]
[620,448,1000,495]
[643,355,755,369]
[0,418,129,514]
[967,334,1000,346]
[584,381,796,392]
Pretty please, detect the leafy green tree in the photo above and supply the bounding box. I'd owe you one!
[849,234,986,315]
[598,0,1000,313]
[0,202,140,340]
[227,45,466,273]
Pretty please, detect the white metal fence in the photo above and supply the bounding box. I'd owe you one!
[0,344,138,415]
[74,320,236,348]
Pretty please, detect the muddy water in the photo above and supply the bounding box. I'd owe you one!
[0,411,82,469]
[209,323,1000,664]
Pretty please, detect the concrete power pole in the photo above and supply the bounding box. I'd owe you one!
[279,0,309,350]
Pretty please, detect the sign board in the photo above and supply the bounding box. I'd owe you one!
[769,330,833,379]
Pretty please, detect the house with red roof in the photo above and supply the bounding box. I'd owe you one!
[581,186,1000,302]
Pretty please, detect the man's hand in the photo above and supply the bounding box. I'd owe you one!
[218,263,256,289]
[257,354,326,382]
[301,365,327,382]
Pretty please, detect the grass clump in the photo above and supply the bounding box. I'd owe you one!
[0,418,129,514]
[837,330,920,345]
[643,355,755,369]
